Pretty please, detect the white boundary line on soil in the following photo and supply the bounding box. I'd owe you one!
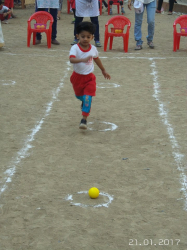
[0,62,71,198]
[150,59,187,211]
[65,191,114,208]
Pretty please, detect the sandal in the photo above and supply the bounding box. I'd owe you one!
[57,16,60,20]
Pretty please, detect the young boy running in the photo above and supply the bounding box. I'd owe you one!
[69,21,111,130]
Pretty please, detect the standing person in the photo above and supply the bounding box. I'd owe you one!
[109,0,125,15]
[0,0,12,24]
[35,0,60,45]
[156,0,175,15]
[128,0,156,50]
[71,0,102,47]
[69,22,111,129]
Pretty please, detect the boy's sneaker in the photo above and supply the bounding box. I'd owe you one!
[79,119,87,129]
[109,8,112,15]
[95,41,102,47]
[71,39,78,45]
[135,45,142,50]
[147,41,154,49]
[2,20,8,24]
[121,8,125,14]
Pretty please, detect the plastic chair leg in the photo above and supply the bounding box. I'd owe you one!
[33,32,36,45]
[117,5,119,14]
[47,31,51,48]
[109,36,113,50]
[27,31,32,47]
[104,35,109,51]
[177,36,180,50]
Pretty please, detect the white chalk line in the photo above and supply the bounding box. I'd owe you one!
[1,52,187,60]
[65,191,114,208]
[0,80,16,86]
[150,59,187,210]
[0,61,71,197]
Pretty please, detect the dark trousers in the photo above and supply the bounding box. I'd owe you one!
[36,8,57,40]
[157,0,174,11]
[74,16,100,41]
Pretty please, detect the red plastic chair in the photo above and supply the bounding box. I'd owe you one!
[27,11,54,49]
[173,15,187,52]
[108,0,120,15]
[104,16,131,52]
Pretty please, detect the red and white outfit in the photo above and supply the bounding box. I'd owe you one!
[69,43,98,97]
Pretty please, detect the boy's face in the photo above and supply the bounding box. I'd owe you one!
[76,31,94,47]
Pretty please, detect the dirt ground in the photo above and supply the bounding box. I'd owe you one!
[0,2,187,250]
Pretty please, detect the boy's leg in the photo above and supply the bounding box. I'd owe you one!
[109,0,113,14]
[119,1,125,13]
[3,10,9,20]
[76,95,92,129]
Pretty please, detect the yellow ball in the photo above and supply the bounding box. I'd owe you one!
[88,187,99,199]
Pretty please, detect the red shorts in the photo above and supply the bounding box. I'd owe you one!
[4,0,14,8]
[70,71,96,97]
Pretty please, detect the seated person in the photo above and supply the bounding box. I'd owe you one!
[0,0,12,24]
[109,0,125,15]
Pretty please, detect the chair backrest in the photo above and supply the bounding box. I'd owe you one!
[173,15,187,28]
[28,11,53,24]
[105,16,131,30]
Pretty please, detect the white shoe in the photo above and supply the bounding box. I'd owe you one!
[3,20,8,24]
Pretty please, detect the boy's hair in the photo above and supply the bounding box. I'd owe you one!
[0,0,2,5]
[76,22,96,35]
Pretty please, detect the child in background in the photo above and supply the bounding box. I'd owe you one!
[4,0,16,18]
[0,0,12,24]
[109,0,125,14]
[69,21,111,129]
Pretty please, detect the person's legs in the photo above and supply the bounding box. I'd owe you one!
[109,0,113,14]
[57,0,63,19]
[50,8,58,42]
[146,0,156,45]
[134,10,144,47]
[3,9,9,20]
[74,16,83,38]
[90,16,100,42]
[168,0,174,12]
[102,0,108,8]
[118,1,125,13]
[157,0,163,11]
[76,95,92,129]
[36,7,45,40]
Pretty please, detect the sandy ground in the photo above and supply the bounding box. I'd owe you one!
[0,2,187,250]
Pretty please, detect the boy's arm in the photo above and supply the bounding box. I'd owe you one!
[69,56,92,64]
[94,57,111,79]
[3,8,12,17]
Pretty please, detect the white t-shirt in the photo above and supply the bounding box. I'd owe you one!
[0,6,9,14]
[75,0,99,17]
[69,44,99,75]
[36,0,59,8]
